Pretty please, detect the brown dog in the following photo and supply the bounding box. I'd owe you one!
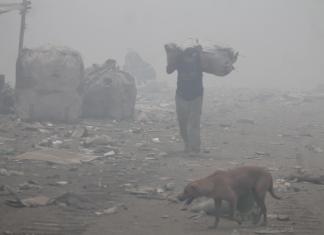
[177,166,281,228]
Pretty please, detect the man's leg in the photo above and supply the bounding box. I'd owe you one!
[175,94,190,152]
[187,96,203,153]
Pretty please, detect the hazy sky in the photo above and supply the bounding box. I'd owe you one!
[1,0,323,89]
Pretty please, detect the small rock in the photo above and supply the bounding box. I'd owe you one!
[19,182,41,190]
[55,181,69,186]
[255,152,270,157]
[71,127,88,138]
[145,157,157,161]
[163,182,175,191]
[152,138,161,143]
[130,128,142,134]
[161,215,169,219]
[0,168,24,176]
[103,206,118,215]
[0,168,10,176]
[156,188,164,193]
[305,144,323,153]
[39,139,53,147]
[83,135,114,147]
[104,151,116,157]
[158,152,168,157]
[52,140,63,148]
[277,214,290,221]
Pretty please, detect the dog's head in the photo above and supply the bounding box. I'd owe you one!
[177,182,200,205]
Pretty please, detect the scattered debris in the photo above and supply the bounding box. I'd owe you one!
[158,152,168,157]
[255,152,271,157]
[125,186,157,196]
[277,214,290,221]
[52,140,63,148]
[125,185,172,201]
[6,195,51,208]
[95,203,127,216]
[104,150,116,157]
[273,179,291,192]
[71,126,88,138]
[51,192,94,210]
[0,168,24,176]
[19,181,41,190]
[53,181,69,186]
[151,138,161,143]
[95,206,118,216]
[163,182,175,191]
[15,149,99,165]
[255,227,294,234]
[83,135,114,147]
[305,144,323,153]
[287,174,324,185]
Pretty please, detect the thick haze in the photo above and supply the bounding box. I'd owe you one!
[1,0,323,89]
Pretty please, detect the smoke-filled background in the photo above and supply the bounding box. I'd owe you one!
[1,0,323,89]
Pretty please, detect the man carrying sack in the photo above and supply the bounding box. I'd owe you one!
[166,45,204,155]
[165,41,238,156]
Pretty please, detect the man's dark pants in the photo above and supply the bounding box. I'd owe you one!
[175,94,202,153]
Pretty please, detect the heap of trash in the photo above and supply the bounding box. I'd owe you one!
[15,46,84,123]
[123,50,156,85]
[82,59,137,120]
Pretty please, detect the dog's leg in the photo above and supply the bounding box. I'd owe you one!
[252,189,262,225]
[228,191,242,225]
[254,189,267,226]
[209,199,221,229]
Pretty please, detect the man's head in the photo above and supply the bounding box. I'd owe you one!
[181,46,202,64]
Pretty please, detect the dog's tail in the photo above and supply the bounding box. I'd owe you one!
[268,180,281,200]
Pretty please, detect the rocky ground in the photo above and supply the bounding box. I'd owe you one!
[0,84,324,235]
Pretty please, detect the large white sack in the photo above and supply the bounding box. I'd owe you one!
[200,45,238,76]
[165,41,238,77]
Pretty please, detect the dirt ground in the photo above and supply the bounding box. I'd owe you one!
[0,85,324,235]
